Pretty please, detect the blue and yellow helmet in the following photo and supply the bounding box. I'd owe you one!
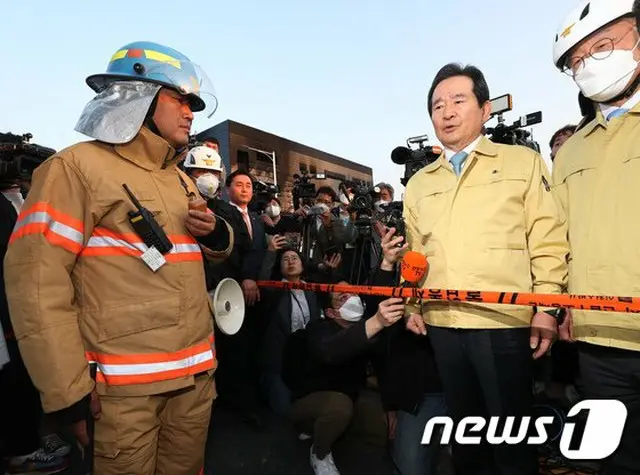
[86,41,216,114]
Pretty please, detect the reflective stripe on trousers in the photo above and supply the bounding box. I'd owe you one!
[86,335,215,386]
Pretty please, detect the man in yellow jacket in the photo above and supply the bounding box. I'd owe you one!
[4,41,232,475]
[552,1,640,472]
[404,63,569,475]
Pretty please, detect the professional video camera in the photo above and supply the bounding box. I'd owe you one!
[391,135,442,186]
[347,182,381,237]
[249,180,279,214]
[0,132,55,187]
[484,94,542,153]
[292,169,326,208]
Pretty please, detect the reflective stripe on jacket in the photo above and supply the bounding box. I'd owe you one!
[4,127,231,412]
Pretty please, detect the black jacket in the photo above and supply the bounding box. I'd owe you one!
[0,193,17,344]
[367,268,443,414]
[208,199,266,284]
[282,317,372,402]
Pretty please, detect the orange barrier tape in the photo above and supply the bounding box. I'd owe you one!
[256,281,640,313]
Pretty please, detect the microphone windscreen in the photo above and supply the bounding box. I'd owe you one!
[401,251,428,283]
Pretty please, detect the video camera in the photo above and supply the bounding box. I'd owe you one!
[484,94,542,153]
[391,135,442,186]
[0,132,55,187]
[249,179,279,213]
[292,169,326,208]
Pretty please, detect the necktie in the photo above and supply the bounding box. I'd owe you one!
[607,108,629,121]
[242,210,253,239]
[450,151,469,176]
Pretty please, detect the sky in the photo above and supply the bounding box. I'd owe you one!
[1,0,582,196]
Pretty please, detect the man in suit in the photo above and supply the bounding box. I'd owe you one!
[213,170,268,424]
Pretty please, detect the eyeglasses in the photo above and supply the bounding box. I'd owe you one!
[562,27,636,76]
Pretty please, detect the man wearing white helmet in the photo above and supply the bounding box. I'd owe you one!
[183,145,225,201]
[553,1,640,472]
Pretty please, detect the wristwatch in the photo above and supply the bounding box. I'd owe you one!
[542,308,567,325]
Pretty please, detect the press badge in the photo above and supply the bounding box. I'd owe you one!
[141,246,167,272]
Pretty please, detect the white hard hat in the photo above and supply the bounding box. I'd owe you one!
[183,146,224,172]
[553,0,634,70]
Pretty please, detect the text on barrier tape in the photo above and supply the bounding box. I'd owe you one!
[256,281,640,313]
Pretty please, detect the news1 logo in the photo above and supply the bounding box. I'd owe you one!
[421,399,627,460]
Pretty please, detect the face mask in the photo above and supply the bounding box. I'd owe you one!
[338,192,350,205]
[195,173,219,199]
[374,200,390,212]
[338,296,365,322]
[266,204,281,218]
[574,39,640,102]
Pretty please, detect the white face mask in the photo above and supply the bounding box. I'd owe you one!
[338,296,365,322]
[195,173,219,199]
[338,192,350,205]
[266,204,281,218]
[574,39,640,102]
[374,200,390,212]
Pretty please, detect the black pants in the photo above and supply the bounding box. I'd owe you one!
[0,339,42,459]
[578,342,640,475]
[429,326,538,475]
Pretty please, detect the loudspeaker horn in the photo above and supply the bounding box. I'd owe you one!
[211,278,245,335]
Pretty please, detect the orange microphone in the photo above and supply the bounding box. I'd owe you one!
[401,251,429,285]
[400,252,428,312]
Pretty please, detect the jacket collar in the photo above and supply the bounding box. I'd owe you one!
[581,99,640,137]
[422,135,498,174]
[113,126,187,171]
[473,135,499,157]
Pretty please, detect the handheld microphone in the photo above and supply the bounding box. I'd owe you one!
[400,251,428,316]
[400,251,428,287]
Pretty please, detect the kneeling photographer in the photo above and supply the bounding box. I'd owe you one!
[281,271,404,475]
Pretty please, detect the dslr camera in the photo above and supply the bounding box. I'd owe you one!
[375,201,406,237]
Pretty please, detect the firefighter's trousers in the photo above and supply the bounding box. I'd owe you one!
[93,372,214,475]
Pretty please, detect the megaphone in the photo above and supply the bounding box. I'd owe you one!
[210,278,245,335]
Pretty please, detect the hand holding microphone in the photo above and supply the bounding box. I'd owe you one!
[401,251,429,336]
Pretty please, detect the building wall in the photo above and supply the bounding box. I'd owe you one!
[196,121,231,175]
[198,120,372,211]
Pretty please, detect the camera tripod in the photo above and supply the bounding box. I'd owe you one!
[347,224,381,285]
[299,215,315,263]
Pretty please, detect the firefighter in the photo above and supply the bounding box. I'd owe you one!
[4,41,232,475]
